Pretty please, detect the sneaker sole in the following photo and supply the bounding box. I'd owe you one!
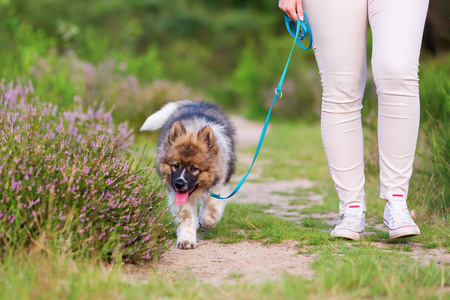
[330,229,362,240]
[383,219,420,239]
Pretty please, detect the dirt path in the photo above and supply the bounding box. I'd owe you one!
[156,240,314,285]
[132,116,449,285]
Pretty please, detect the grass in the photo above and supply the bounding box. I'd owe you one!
[227,272,246,280]
[385,245,414,252]
[200,203,330,245]
[1,243,448,299]
[311,247,449,299]
[300,217,333,230]
[243,120,329,181]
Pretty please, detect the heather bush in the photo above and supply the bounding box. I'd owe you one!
[0,81,173,262]
[1,79,134,152]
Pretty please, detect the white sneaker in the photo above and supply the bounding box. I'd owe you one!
[383,194,420,239]
[330,205,365,240]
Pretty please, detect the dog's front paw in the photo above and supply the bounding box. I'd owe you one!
[199,203,224,229]
[176,240,198,250]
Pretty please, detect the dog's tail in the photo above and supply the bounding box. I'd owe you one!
[140,100,193,131]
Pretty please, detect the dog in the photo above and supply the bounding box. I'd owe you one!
[140,100,236,249]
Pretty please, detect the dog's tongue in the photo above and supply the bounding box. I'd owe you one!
[175,191,189,206]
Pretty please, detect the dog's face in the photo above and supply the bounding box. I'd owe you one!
[159,122,220,205]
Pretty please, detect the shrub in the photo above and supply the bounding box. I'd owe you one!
[0,81,173,263]
[30,52,199,130]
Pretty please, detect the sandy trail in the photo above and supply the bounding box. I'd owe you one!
[156,240,314,285]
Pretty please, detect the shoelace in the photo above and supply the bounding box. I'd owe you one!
[389,207,415,227]
[337,213,364,230]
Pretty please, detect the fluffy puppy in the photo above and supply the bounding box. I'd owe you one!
[140,100,236,249]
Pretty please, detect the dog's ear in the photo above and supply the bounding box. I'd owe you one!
[198,125,216,149]
[168,121,186,144]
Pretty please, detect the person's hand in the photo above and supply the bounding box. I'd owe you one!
[278,0,304,22]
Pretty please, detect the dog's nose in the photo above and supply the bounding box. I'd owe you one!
[174,178,186,190]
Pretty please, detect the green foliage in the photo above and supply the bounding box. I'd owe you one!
[0,18,56,80]
[228,37,320,120]
[14,50,196,130]
[254,120,329,180]
[1,0,323,121]
[421,118,449,215]
[415,55,450,215]
[230,42,266,117]
[419,54,450,124]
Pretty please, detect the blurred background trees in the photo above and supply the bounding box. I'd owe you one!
[1,0,448,121]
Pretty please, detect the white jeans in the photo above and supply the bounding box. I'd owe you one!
[302,0,429,214]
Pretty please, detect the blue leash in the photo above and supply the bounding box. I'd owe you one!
[210,13,312,200]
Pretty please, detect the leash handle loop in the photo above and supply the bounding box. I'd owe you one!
[284,12,313,50]
[210,12,312,200]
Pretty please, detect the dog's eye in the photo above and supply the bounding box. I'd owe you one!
[191,166,200,172]
[171,164,179,172]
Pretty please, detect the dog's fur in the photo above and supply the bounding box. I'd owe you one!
[140,100,236,249]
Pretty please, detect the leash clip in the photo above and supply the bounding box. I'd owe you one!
[275,88,283,98]
[298,21,307,40]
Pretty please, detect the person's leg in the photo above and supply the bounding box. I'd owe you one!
[302,1,368,210]
[302,0,368,239]
[369,0,429,238]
